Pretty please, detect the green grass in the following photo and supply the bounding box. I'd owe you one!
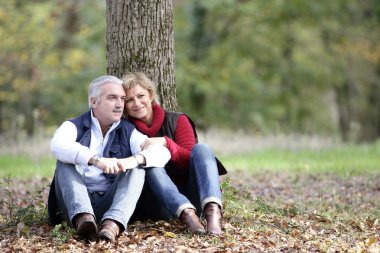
[220,142,380,176]
[1,142,379,178]
[0,156,55,178]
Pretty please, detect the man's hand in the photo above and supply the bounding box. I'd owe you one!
[89,156,144,174]
[95,157,123,174]
[140,137,166,150]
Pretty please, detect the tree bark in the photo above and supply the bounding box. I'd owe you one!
[106,0,177,111]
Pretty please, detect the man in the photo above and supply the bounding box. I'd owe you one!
[47,75,170,243]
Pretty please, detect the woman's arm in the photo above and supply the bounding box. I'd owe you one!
[164,115,196,168]
[129,128,171,167]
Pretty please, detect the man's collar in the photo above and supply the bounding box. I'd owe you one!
[90,109,121,134]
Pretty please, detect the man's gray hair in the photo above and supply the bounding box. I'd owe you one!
[88,75,123,108]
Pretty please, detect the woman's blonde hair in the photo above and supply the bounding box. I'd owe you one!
[122,72,160,117]
[122,72,160,104]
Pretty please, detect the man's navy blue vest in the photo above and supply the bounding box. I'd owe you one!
[47,110,136,225]
[70,110,135,159]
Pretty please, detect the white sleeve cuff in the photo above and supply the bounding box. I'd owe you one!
[139,144,171,168]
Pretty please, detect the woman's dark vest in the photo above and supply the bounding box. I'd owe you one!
[157,111,227,185]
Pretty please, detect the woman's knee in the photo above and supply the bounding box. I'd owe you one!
[191,143,215,158]
[145,167,167,179]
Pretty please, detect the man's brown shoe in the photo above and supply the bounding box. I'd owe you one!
[97,219,120,244]
[204,202,222,235]
[180,208,206,234]
[74,213,97,240]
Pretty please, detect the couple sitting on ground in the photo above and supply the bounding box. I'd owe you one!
[47,73,227,243]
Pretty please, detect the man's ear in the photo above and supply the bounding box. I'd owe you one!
[90,97,97,108]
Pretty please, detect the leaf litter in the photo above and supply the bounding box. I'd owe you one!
[0,171,379,252]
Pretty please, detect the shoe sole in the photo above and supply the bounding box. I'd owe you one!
[77,220,97,239]
[97,231,115,243]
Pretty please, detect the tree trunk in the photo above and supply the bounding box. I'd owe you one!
[106,0,177,111]
[321,28,355,142]
[334,83,353,142]
[358,69,380,142]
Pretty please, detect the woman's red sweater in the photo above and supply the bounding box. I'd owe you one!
[128,104,196,171]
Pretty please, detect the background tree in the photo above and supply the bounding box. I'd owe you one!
[106,0,177,111]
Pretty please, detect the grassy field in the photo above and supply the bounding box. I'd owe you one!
[0,137,55,178]
[221,142,380,175]
[1,140,379,178]
[0,156,55,179]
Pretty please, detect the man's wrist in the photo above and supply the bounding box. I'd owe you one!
[88,154,101,166]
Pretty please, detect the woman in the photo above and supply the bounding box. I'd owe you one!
[122,72,227,235]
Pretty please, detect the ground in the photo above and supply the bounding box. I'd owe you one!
[0,170,379,252]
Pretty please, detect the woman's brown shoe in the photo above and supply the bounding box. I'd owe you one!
[97,219,120,244]
[180,208,206,234]
[204,203,222,235]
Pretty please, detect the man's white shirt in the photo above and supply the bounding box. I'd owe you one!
[51,112,170,192]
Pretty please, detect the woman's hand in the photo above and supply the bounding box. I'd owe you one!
[140,137,167,150]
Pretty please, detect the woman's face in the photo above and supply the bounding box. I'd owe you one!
[124,84,154,125]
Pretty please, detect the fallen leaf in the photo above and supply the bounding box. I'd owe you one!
[164,231,177,238]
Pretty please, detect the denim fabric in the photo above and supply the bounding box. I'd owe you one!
[144,167,195,217]
[130,183,172,222]
[185,143,222,212]
[136,143,222,219]
[54,162,145,231]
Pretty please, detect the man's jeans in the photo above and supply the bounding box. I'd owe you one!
[136,143,222,219]
[54,162,145,231]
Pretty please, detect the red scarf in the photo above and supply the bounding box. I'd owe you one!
[128,104,165,137]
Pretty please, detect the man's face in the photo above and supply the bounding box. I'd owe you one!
[91,82,126,129]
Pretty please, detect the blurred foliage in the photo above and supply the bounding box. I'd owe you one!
[175,0,380,142]
[0,0,106,138]
[0,0,379,142]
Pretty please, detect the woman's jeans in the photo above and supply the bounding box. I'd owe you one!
[133,143,222,220]
[54,162,145,231]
